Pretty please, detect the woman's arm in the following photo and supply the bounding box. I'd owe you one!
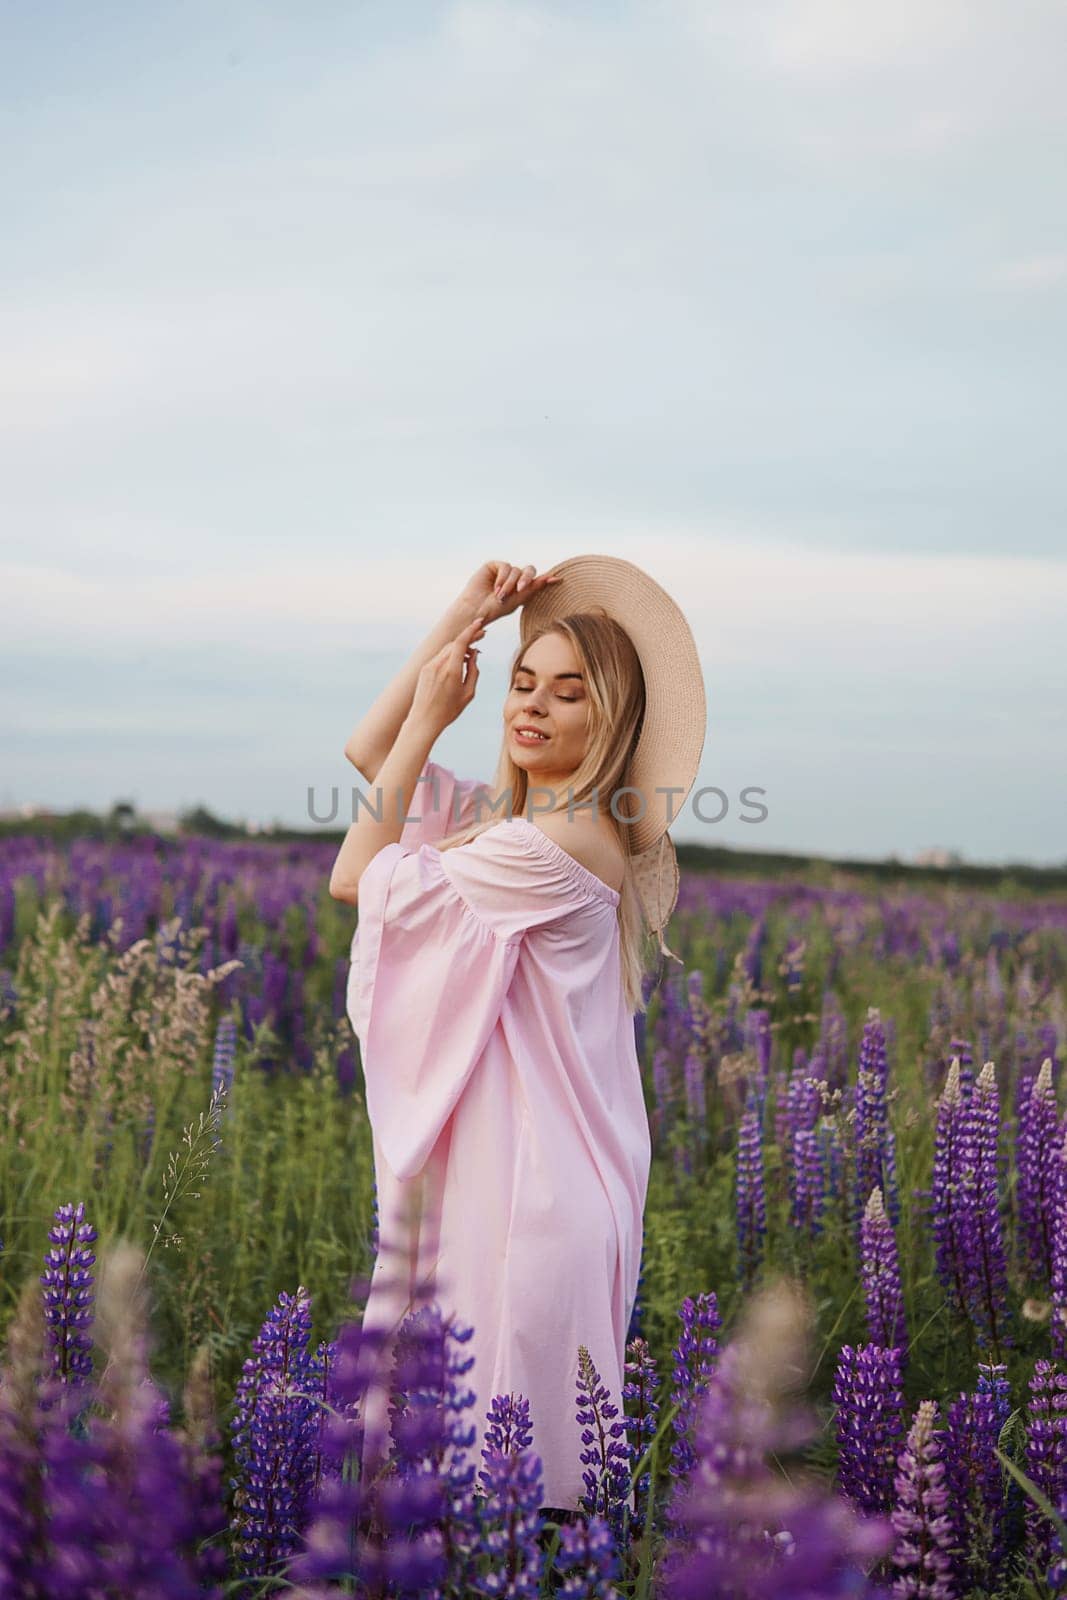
[343,561,562,781]
[330,712,438,904]
[343,597,483,783]
[331,614,486,905]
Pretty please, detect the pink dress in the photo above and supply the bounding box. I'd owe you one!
[346,759,652,1511]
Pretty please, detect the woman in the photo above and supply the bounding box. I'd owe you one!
[329,554,706,1517]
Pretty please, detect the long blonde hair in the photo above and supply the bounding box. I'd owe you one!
[434,611,655,1014]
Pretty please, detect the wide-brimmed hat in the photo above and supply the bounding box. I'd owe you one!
[518,554,707,963]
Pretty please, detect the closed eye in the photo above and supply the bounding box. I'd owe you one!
[513,687,580,702]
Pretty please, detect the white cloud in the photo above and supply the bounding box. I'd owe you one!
[990,255,1067,290]
[754,0,969,75]
[6,532,1066,683]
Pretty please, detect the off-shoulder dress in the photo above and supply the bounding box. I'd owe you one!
[346,759,651,1511]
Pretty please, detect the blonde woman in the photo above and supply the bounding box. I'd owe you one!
[330,554,706,1516]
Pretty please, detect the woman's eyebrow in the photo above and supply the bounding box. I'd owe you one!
[513,662,585,682]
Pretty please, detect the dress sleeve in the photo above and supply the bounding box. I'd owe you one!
[346,824,601,1181]
[398,759,491,850]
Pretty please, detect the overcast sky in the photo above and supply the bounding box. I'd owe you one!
[2,0,1065,864]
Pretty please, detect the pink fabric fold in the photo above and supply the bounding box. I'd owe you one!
[345,759,652,1512]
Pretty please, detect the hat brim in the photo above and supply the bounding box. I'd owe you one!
[518,554,707,856]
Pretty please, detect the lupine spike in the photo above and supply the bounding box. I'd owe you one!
[39,1201,98,1387]
[965,1062,1011,1355]
[832,1342,906,1515]
[860,1186,908,1356]
[668,1292,722,1482]
[1016,1057,1061,1287]
[1024,1358,1067,1572]
[945,1366,1010,1592]
[228,1285,330,1587]
[575,1344,631,1539]
[621,1335,660,1539]
[736,1101,766,1288]
[853,1008,900,1230]
[661,1285,894,1599]
[890,1399,956,1600]
[1051,1128,1067,1361]
[554,1512,623,1597]
[929,1060,969,1313]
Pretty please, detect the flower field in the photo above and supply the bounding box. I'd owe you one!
[1,829,1066,1597]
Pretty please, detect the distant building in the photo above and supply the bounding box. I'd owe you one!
[914,846,965,868]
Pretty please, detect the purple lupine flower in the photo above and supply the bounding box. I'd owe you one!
[780,934,806,995]
[140,1100,155,1164]
[945,1368,1010,1592]
[554,1512,623,1596]
[953,1036,979,1100]
[1050,1490,1067,1595]
[384,1302,485,1598]
[790,1070,824,1140]
[1016,1057,1062,1287]
[482,1389,535,1459]
[229,1285,330,1588]
[744,1006,772,1112]
[819,989,849,1089]
[474,1394,544,1599]
[211,1013,237,1118]
[985,942,1005,1002]
[736,1101,767,1288]
[832,1343,906,1514]
[668,1291,722,1481]
[287,1263,406,1591]
[781,1063,824,1217]
[773,1067,792,1154]
[576,1343,631,1540]
[685,968,712,1064]
[891,1400,956,1600]
[1052,1129,1067,1361]
[860,1187,908,1357]
[0,1282,55,1594]
[929,1060,971,1315]
[39,1201,97,1387]
[821,1115,846,1219]
[964,1062,1011,1356]
[742,920,766,994]
[684,1046,707,1135]
[791,1127,827,1237]
[1024,1359,1067,1572]
[175,1345,229,1598]
[478,1450,544,1596]
[853,1008,899,1230]
[662,1293,893,1600]
[33,1242,220,1599]
[651,1046,675,1143]
[658,970,687,1057]
[622,1336,660,1537]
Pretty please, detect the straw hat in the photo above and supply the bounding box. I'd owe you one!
[518,554,707,964]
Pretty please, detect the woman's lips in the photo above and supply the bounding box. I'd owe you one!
[513,727,550,744]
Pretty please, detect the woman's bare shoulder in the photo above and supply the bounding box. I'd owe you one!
[532,810,626,894]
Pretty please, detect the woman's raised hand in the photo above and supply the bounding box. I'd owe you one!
[408,616,487,737]
[457,561,563,622]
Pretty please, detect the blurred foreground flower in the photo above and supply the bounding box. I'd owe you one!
[660,1278,893,1599]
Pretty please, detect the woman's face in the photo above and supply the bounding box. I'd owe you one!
[503,631,591,787]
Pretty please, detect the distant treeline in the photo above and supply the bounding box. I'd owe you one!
[3,802,1065,896]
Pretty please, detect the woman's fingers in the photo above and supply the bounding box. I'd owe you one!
[490,563,563,610]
